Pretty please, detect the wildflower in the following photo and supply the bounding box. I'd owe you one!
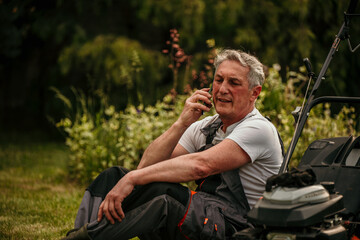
[175,50,184,57]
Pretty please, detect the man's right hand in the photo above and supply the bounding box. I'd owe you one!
[177,88,212,128]
[137,88,212,169]
[97,174,135,224]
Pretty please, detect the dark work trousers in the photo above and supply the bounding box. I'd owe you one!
[74,166,190,240]
[73,117,254,239]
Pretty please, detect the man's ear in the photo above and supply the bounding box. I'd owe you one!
[250,85,262,101]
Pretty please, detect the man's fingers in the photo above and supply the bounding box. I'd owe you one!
[191,102,212,112]
[187,90,212,109]
[97,201,104,222]
[103,200,115,224]
[109,199,122,223]
[98,199,125,224]
[193,90,212,100]
[196,94,212,105]
[115,201,125,220]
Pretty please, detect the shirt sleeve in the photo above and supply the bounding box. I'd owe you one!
[178,116,213,153]
[178,122,199,153]
[226,118,276,162]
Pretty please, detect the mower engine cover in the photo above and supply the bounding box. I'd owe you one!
[263,184,329,205]
[247,186,344,227]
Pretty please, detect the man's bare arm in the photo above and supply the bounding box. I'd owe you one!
[136,139,251,184]
[99,139,250,224]
[137,89,212,169]
[137,122,189,169]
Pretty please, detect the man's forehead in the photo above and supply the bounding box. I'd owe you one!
[215,63,249,80]
[215,60,249,75]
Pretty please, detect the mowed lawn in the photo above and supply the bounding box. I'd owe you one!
[0,137,84,239]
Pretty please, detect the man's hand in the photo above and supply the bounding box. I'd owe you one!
[177,88,212,128]
[136,89,211,170]
[97,174,135,224]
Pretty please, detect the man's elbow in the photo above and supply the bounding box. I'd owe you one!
[191,155,217,180]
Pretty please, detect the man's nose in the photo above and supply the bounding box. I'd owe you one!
[219,81,229,94]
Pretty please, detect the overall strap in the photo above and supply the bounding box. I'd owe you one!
[197,117,250,211]
[222,170,250,212]
[199,117,223,151]
[195,117,223,188]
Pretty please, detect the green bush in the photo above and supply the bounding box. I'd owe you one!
[58,35,169,108]
[55,89,194,184]
[56,64,357,184]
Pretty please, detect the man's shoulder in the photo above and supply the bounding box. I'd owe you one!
[239,109,271,126]
[233,109,277,135]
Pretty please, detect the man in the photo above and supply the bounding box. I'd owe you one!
[63,49,283,240]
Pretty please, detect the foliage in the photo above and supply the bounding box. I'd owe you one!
[58,35,169,108]
[131,0,360,95]
[55,88,191,184]
[2,0,359,133]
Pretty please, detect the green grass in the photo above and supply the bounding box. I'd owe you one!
[0,140,84,239]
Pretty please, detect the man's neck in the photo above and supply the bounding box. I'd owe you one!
[220,107,255,133]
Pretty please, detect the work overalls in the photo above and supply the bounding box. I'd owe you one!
[74,118,252,240]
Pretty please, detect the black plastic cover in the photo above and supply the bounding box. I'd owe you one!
[298,136,360,215]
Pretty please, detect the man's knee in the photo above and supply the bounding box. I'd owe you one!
[122,182,190,214]
[147,182,189,205]
[87,166,129,198]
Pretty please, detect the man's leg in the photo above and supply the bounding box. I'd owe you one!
[74,166,129,228]
[87,183,189,239]
[68,167,190,240]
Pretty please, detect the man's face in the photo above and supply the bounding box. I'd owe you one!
[212,60,260,123]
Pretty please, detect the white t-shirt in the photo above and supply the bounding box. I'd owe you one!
[178,108,283,207]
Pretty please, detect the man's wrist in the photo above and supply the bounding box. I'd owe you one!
[174,119,190,131]
[125,170,138,186]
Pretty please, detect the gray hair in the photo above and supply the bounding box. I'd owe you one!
[214,49,265,89]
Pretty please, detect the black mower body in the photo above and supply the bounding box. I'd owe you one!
[298,136,360,216]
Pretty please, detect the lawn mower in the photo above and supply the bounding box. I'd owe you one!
[233,0,360,239]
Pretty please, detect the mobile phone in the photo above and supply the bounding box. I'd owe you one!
[208,83,213,96]
[202,84,213,113]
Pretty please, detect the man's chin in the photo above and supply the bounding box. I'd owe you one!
[216,110,232,118]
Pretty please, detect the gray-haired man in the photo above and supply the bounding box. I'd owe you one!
[63,49,283,240]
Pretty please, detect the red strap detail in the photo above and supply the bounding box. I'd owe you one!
[198,179,206,190]
[177,191,197,240]
[177,191,196,228]
[352,235,360,240]
[214,224,218,231]
[204,218,208,225]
